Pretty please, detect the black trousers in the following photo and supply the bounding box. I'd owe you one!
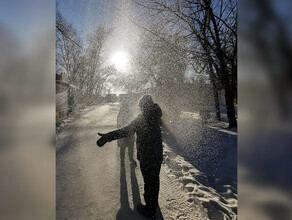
[140,162,161,211]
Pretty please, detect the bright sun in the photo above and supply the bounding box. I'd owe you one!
[111,51,129,72]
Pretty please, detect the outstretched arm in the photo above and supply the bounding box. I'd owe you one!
[96,117,139,147]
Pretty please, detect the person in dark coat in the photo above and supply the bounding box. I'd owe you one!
[97,94,163,218]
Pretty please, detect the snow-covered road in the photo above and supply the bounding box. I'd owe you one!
[56,104,236,220]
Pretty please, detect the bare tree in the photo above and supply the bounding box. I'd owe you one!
[137,30,187,84]
[56,9,113,104]
[82,26,112,98]
[56,9,83,85]
[132,0,237,127]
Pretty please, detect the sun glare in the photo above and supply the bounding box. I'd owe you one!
[111,51,129,72]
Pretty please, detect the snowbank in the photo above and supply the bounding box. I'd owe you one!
[161,112,237,220]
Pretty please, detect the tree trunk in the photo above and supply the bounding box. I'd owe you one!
[223,79,237,128]
[209,73,221,121]
[205,1,237,128]
[213,85,221,121]
[231,57,237,101]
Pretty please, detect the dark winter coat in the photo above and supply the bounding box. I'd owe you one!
[107,103,163,166]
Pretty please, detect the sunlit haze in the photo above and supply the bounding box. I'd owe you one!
[111,51,129,72]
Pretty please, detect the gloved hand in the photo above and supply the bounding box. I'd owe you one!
[96,132,111,147]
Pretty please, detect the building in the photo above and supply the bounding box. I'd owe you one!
[56,73,78,120]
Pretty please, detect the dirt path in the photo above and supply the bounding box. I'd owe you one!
[56,104,208,220]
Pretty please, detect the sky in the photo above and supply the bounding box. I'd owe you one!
[57,0,116,41]
[57,0,140,49]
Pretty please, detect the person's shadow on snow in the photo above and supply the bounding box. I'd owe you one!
[116,146,164,220]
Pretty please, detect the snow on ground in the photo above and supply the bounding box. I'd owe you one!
[162,143,237,220]
[160,110,237,220]
[56,104,237,220]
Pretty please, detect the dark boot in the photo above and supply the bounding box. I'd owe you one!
[137,204,156,219]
